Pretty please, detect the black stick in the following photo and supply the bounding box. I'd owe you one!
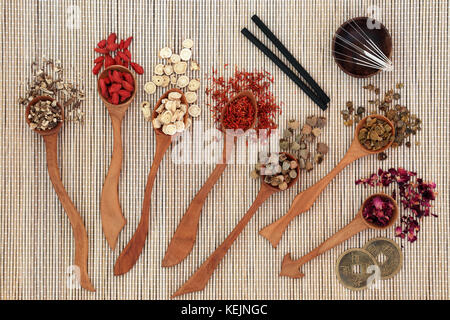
[251,14,330,105]
[241,28,328,111]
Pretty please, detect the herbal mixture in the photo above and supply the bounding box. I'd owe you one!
[251,152,298,191]
[356,168,437,243]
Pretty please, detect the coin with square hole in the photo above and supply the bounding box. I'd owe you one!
[363,237,402,279]
[336,248,378,290]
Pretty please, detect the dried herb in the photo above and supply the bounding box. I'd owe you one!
[357,116,393,151]
[280,116,328,171]
[342,83,422,160]
[206,67,281,136]
[251,152,297,190]
[27,100,62,131]
[222,96,256,130]
[356,168,438,243]
[18,57,85,123]
[362,195,396,227]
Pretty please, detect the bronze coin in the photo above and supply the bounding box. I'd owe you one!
[364,237,403,279]
[335,248,378,291]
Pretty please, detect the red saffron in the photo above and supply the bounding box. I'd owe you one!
[206,67,281,135]
[222,96,256,130]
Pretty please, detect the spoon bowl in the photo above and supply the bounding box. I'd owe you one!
[260,152,300,192]
[220,90,258,135]
[354,114,395,154]
[358,193,399,230]
[97,65,137,110]
[152,88,190,136]
[26,96,64,136]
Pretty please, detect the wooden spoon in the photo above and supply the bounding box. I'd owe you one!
[25,96,95,292]
[114,88,189,275]
[280,193,398,278]
[259,114,395,248]
[172,152,300,298]
[162,91,257,267]
[98,65,137,250]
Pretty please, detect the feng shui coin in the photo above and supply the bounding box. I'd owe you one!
[335,248,378,291]
[363,237,403,279]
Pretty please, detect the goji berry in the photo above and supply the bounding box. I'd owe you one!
[94,47,109,54]
[107,33,117,45]
[130,62,144,74]
[119,40,124,50]
[106,43,119,52]
[124,49,131,59]
[105,55,115,68]
[118,90,131,99]
[121,80,134,92]
[111,70,123,83]
[97,39,107,48]
[114,55,122,66]
[117,51,129,62]
[92,61,103,75]
[123,36,133,49]
[123,72,134,85]
[109,83,122,93]
[111,93,120,105]
[94,56,105,64]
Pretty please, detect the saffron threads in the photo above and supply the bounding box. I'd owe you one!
[206,67,281,135]
[362,195,396,227]
[356,168,438,243]
[222,96,256,130]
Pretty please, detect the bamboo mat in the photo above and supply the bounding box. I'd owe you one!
[0,0,448,300]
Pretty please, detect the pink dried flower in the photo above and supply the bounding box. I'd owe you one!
[356,168,437,243]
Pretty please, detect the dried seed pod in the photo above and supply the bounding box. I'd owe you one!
[182,38,194,49]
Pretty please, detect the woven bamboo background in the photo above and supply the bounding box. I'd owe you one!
[0,0,448,300]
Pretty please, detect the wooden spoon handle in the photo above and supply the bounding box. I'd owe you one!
[172,186,275,298]
[280,216,368,278]
[100,112,126,250]
[114,134,172,275]
[43,134,95,292]
[162,135,235,267]
[259,139,366,248]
